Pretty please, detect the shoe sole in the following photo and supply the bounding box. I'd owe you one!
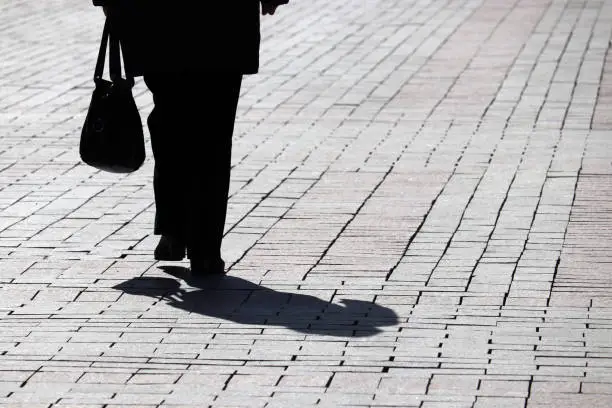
[154,254,186,262]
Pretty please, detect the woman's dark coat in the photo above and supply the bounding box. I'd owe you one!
[92,1,261,76]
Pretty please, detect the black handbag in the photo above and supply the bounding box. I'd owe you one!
[80,18,145,173]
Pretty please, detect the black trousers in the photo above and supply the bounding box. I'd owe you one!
[144,74,243,260]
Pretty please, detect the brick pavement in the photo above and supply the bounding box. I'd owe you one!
[1,0,612,406]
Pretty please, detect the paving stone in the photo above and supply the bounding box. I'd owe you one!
[474,396,526,408]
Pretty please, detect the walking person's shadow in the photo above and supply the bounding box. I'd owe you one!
[114,266,399,337]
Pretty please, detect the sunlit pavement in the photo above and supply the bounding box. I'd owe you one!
[1,0,612,407]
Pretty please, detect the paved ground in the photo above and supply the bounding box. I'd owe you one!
[1,0,612,406]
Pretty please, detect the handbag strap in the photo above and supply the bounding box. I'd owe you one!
[93,19,110,81]
[94,18,134,86]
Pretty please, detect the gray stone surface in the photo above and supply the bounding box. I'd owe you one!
[2,0,612,406]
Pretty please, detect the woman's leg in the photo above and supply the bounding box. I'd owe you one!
[186,74,243,269]
[144,74,188,244]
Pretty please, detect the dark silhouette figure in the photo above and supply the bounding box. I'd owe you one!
[92,0,289,274]
[113,267,399,337]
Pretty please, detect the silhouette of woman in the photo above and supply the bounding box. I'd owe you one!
[92,0,289,274]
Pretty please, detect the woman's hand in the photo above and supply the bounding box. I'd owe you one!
[262,0,289,15]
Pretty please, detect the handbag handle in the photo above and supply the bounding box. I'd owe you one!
[94,18,134,86]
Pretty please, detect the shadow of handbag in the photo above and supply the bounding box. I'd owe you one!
[80,18,145,173]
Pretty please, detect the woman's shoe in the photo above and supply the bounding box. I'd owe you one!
[190,258,226,275]
[154,235,186,261]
